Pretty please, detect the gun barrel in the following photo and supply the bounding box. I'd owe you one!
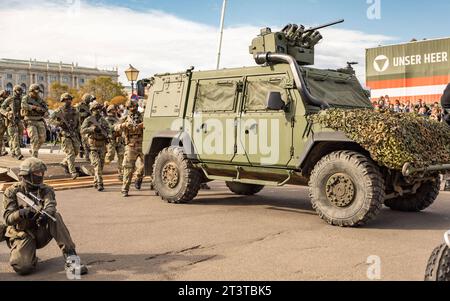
[304,19,344,33]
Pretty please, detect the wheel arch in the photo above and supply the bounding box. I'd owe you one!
[144,131,198,176]
[299,132,371,177]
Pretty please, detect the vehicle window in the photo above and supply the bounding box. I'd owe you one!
[304,68,372,108]
[245,77,288,111]
[194,81,237,112]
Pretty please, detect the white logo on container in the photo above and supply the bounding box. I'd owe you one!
[373,55,390,72]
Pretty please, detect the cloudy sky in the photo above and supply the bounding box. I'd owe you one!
[0,0,448,85]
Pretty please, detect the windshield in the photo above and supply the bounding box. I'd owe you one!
[302,67,372,108]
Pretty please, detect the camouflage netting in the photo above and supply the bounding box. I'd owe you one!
[309,109,450,171]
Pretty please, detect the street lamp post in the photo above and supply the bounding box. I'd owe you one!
[125,64,140,95]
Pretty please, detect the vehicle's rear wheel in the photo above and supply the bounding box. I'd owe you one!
[226,182,264,196]
[309,151,385,227]
[425,243,450,281]
[152,147,201,204]
[384,177,440,212]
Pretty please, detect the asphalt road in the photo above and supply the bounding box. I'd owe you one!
[0,182,449,281]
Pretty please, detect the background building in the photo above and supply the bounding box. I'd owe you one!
[0,58,119,98]
[366,38,450,103]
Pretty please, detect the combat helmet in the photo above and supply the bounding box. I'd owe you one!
[29,84,43,93]
[19,158,47,188]
[81,93,96,103]
[60,93,73,102]
[107,104,117,113]
[90,102,103,112]
[126,100,138,109]
[13,85,23,95]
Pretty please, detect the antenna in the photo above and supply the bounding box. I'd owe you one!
[216,0,228,70]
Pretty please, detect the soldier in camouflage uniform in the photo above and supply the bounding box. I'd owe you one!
[0,85,25,160]
[81,103,111,192]
[2,158,88,276]
[0,90,10,156]
[49,93,81,180]
[105,105,125,180]
[21,84,48,158]
[76,94,96,161]
[115,100,145,197]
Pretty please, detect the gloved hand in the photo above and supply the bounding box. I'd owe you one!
[19,207,34,220]
[36,214,49,227]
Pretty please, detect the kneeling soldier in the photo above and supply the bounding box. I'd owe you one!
[81,103,111,191]
[2,158,88,276]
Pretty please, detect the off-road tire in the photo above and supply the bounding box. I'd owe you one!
[152,147,201,204]
[309,151,385,227]
[384,177,440,212]
[425,243,450,281]
[226,182,264,196]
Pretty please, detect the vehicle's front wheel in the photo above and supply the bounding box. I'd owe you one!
[309,151,385,227]
[152,147,201,204]
[425,243,450,281]
[384,177,440,212]
[226,182,264,196]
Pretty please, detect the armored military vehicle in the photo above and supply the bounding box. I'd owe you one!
[138,19,450,227]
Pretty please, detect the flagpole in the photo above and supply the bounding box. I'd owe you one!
[216,0,228,70]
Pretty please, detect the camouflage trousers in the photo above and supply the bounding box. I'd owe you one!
[0,119,7,153]
[122,145,144,193]
[8,121,24,157]
[89,147,106,187]
[6,213,76,275]
[61,136,81,175]
[106,141,125,177]
[81,136,91,161]
[26,120,47,158]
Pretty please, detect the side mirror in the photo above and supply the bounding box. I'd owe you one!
[266,91,285,111]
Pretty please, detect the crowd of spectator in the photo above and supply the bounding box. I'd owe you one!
[372,95,444,122]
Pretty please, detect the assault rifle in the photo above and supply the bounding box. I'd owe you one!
[16,192,57,223]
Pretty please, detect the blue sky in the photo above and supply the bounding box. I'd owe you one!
[91,0,450,43]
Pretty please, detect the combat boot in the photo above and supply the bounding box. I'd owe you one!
[135,178,143,190]
[64,251,88,276]
[98,184,104,192]
[122,191,129,197]
[60,163,70,174]
[71,172,79,180]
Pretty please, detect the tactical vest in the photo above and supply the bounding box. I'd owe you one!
[77,102,91,123]
[123,112,144,147]
[106,115,125,145]
[22,95,47,120]
[55,106,79,137]
[85,116,109,148]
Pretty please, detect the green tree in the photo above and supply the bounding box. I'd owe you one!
[47,82,79,110]
[79,76,126,104]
